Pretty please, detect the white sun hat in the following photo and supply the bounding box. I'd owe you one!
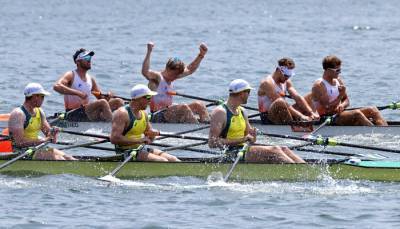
[228,79,253,93]
[24,83,51,97]
[130,84,158,99]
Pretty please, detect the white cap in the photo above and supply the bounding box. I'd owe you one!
[130,84,157,99]
[228,79,253,93]
[75,50,95,61]
[24,83,51,97]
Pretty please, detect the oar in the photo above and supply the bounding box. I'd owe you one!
[151,142,220,155]
[307,114,337,136]
[346,101,400,111]
[58,139,109,150]
[59,129,110,140]
[0,140,50,170]
[98,145,145,181]
[257,130,400,154]
[224,143,250,182]
[295,147,387,160]
[161,141,208,152]
[167,91,258,111]
[156,125,210,140]
[92,91,130,101]
[159,132,208,142]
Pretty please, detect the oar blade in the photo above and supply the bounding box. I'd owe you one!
[0,114,10,122]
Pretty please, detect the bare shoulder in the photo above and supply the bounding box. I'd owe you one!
[258,75,273,94]
[210,106,227,121]
[8,108,24,127]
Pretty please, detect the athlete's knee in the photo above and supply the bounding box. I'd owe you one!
[354,110,365,119]
[192,101,206,109]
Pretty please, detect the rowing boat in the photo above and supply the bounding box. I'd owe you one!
[51,119,400,137]
[0,155,399,182]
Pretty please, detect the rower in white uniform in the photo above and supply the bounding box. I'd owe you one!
[141,42,209,123]
[305,55,387,126]
[53,48,124,121]
[258,57,318,124]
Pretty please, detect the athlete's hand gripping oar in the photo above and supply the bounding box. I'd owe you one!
[257,130,400,154]
[224,143,250,182]
[346,101,400,111]
[98,145,145,181]
[0,140,51,170]
[92,91,130,101]
[167,91,259,111]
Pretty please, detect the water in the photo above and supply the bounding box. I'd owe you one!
[1,0,400,227]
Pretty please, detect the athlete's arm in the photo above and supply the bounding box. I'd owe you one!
[8,109,46,148]
[258,78,282,102]
[178,43,208,78]
[287,81,314,116]
[53,71,87,99]
[141,42,161,83]
[110,109,149,146]
[208,107,251,148]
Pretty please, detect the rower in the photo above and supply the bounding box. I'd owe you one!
[209,79,305,163]
[305,55,388,126]
[8,83,76,160]
[258,57,319,124]
[110,84,180,162]
[141,41,209,123]
[53,48,124,122]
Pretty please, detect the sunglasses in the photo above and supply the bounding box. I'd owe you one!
[144,95,152,100]
[81,55,92,62]
[328,67,341,74]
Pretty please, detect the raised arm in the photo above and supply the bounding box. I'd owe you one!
[141,42,161,83]
[178,43,208,78]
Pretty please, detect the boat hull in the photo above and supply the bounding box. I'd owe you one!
[1,159,400,182]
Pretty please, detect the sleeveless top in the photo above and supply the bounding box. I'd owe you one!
[220,104,246,141]
[258,75,287,113]
[313,78,340,116]
[150,75,174,112]
[64,70,93,110]
[116,106,147,150]
[14,106,42,141]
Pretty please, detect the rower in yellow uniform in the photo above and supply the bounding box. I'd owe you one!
[8,83,76,160]
[110,84,180,162]
[209,79,305,163]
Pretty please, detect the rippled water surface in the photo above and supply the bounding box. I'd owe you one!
[1,0,400,228]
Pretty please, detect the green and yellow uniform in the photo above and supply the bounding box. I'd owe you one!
[115,105,147,154]
[219,103,247,161]
[12,106,45,159]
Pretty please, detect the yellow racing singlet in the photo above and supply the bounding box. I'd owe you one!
[220,104,246,141]
[116,106,147,150]
[20,106,42,140]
